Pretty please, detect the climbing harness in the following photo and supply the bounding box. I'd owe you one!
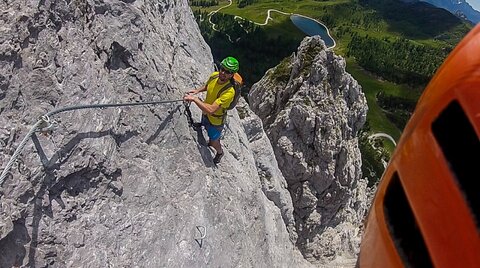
[0,99,185,189]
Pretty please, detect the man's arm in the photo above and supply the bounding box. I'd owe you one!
[183,95,220,115]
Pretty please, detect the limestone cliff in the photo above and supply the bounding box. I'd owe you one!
[249,36,370,265]
[0,0,310,267]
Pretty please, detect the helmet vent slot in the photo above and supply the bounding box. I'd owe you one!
[432,100,480,228]
[384,172,433,267]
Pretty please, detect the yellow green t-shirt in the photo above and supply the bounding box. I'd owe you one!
[204,72,235,125]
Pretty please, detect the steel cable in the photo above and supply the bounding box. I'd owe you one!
[0,99,184,191]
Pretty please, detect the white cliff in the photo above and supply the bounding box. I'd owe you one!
[249,36,370,265]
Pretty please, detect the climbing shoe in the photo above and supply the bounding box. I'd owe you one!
[213,152,224,164]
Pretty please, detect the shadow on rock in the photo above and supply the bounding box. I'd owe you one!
[0,219,30,267]
[146,104,181,145]
[191,122,214,168]
[9,129,126,267]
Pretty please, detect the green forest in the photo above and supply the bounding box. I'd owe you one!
[193,10,303,86]
[190,0,219,7]
[347,35,448,86]
[189,0,472,183]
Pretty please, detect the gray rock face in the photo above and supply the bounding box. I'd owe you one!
[249,36,370,265]
[236,98,297,242]
[0,0,310,267]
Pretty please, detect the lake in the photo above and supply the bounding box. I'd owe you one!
[290,14,335,48]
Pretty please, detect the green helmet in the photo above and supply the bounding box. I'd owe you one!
[221,56,239,73]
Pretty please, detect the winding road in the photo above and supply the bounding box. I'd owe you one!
[205,1,336,49]
[368,133,396,147]
[207,0,235,42]
[367,132,396,169]
[248,9,292,26]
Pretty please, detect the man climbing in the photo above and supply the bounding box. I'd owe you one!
[183,56,239,164]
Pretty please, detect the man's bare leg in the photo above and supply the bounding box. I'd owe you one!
[209,139,223,154]
[209,139,224,163]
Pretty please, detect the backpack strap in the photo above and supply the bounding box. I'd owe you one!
[210,80,234,123]
[206,74,219,86]
[216,79,234,99]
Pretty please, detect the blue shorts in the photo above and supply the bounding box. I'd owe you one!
[201,115,223,141]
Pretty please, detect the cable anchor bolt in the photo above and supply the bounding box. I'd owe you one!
[37,115,57,136]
